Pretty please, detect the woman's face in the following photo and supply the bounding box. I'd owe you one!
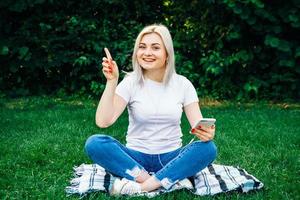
[137,33,167,72]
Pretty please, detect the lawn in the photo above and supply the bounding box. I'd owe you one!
[0,97,299,200]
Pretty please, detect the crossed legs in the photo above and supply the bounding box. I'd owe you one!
[85,134,217,192]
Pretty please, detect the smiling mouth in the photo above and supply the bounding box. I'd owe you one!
[143,58,155,62]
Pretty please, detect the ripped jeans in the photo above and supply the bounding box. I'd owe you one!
[85,134,217,190]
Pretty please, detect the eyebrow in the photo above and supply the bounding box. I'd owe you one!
[139,42,161,46]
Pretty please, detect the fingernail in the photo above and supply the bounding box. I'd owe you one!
[191,128,196,133]
[197,125,202,129]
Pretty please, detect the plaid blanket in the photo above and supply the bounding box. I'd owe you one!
[65,163,263,198]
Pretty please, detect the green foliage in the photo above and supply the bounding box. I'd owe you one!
[90,81,105,96]
[0,0,163,97]
[220,0,300,100]
[0,0,299,100]
[0,46,9,55]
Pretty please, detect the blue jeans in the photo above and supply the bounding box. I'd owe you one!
[85,134,217,190]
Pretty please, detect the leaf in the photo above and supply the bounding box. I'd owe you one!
[18,47,29,60]
[265,35,279,47]
[93,43,102,54]
[227,31,240,40]
[39,23,52,32]
[236,50,250,62]
[254,0,264,8]
[244,82,258,94]
[68,16,78,26]
[278,40,291,52]
[0,46,9,55]
[233,6,242,15]
[270,37,280,47]
[279,59,295,67]
[288,13,298,23]
[74,56,90,66]
[227,2,235,8]
[206,65,223,75]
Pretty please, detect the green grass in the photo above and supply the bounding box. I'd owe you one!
[0,97,299,200]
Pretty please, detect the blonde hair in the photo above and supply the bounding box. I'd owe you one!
[131,24,176,85]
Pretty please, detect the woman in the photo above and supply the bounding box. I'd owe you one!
[85,24,217,195]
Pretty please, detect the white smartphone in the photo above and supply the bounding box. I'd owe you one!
[190,118,216,133]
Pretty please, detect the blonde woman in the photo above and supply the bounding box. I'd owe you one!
[85,24,217,195]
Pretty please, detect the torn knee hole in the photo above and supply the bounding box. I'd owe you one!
[125,166,144,179]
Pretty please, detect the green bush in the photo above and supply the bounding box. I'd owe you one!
[165,0,300,100]
[0,0,163,97]
[0,0,299,100]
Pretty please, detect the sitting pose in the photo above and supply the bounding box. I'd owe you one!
[85,24,217,195]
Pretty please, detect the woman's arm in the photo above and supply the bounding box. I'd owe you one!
[95,48,127,128]
[95,80,127,128]
[183,102,203,127]
[184,102,215,142]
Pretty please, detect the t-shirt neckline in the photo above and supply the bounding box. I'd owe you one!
[145,78,164,86]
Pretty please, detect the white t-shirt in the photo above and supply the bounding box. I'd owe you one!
[115,73,199,154]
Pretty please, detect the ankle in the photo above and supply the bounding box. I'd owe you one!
[140,176,162,192]
[135,171,151,183]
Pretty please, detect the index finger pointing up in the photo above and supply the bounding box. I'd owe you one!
[104,47,112,60]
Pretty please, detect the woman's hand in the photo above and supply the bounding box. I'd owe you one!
[191,125,215,142]
[102,48,119,81]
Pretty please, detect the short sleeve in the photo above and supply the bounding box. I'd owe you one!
[115,76,132,103]
[183,78,199,106]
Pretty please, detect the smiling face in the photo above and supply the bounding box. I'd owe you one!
[136,33,168,73]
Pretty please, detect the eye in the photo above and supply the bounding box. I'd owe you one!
[153,46,160,50]
[138,45,146,49]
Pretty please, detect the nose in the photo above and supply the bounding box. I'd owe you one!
[144,47,152,56]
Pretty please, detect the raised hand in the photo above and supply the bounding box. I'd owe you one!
[102,47,119,81]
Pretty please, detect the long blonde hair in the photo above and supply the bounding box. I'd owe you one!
[131,24,176,85]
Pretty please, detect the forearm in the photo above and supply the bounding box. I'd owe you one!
[184,102,203,128]
[95,79,118,127]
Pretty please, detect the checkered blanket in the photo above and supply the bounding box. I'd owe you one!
[65,163,263,198]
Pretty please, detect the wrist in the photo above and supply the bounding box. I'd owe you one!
[106,79,118,89]
[106,78,118,84]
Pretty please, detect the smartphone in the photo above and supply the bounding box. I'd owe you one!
[190,118,216,133]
